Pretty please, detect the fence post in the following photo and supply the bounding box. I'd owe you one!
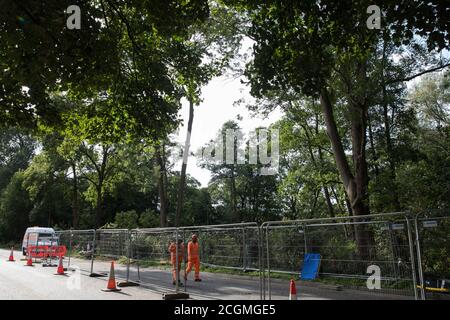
[68,230,73,268]
[258,225,263,300]
[414,213,426,300]
[90,229,96,275]
[265,224,271,300]
[126,230,131,282]
[260,224,266,300]
[405,216,419,300]
[175,228,180,293]
[242,226,247,272]
[303,223,307,255]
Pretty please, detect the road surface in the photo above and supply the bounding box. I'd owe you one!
[0,249,413,300]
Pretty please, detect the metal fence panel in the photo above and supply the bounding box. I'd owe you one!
[56,230,96,274]
[50,210,450,300]
[261,212,419,300]
[414,210,450,300]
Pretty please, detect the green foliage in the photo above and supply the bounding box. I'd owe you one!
[0,171,32,241]
[114,210,139,229]
[139,209,160,228]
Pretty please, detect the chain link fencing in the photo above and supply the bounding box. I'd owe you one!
[261,212,420,300]
[56,229,96,274]
[50,210,449,300]
[414,209,450,300]
[125,223,262,299]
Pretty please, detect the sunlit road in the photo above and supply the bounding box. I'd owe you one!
[0,248,161,300]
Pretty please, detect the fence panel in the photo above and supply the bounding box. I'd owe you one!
[89,229,130,278]
[125,223,262,299]
[56,230,95,274]
[414,210,450,300]
[262,213,419,300]
[51,210,450,300]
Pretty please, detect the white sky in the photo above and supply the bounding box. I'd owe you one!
[173,75,284,187]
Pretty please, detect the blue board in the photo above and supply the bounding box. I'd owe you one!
[300,253,321,280]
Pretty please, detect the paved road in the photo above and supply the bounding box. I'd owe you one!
[0,249,413,300]
[0,249,161,300]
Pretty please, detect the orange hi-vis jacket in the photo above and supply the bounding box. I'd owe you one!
[187,241,199,261]
[169,243,185,263]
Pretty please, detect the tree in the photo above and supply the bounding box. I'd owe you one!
[225,0,449,257]
[0,127,36,191]
[0,171,32,242]
[174,1,245,226]
[0,0,210,136]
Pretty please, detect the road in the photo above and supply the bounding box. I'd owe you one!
[0,249,413,300]
[0,248,161,300]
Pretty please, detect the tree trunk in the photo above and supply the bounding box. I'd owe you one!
[367,112,380,176]
[230,167,238,221]
[175,98,195,227]
[323,186,334,217]
[319,87,372,259]
[71,163,79,229]
[95,185,102,229]
[381,42,401,211]
[155,144,168,227]
[349,100,373,260]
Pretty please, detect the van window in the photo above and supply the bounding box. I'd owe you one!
[38,233,55,238]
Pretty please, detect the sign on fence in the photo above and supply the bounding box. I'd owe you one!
[28,245,67,258]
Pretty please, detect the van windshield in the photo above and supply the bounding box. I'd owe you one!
[38,233,55,238]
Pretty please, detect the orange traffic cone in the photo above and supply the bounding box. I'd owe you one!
[7,247,15,262]
[55,255,67,275]
[25,250,33,267]
[289,279,297,300]
[102,261,121,292]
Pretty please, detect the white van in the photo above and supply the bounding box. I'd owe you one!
[22,227,59,256]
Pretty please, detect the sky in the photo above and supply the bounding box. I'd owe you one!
[173,75,284,188]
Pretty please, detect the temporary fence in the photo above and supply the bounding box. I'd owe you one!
[261,212,420,300]
[127,223,262,299]
[56,229,96,274]
[51,210,449,300]
[413,209,450,300]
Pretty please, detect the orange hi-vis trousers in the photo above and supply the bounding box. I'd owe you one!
[185,241,200,280]
[169,243,184,282]
[185,257,200,280]
[172,260,182,281]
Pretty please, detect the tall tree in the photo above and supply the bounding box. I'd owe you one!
[225,0,449,257]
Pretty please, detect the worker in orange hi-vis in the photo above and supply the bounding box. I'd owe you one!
[168,239,185,286]
[185,233,202,282]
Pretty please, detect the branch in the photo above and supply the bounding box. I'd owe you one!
[79,174,100,189]
[80,142,101,175]
[386,63,450,85]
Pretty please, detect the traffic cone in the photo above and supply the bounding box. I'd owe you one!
[7,247,15,262]
[55,255,67,275]
[102,261,121,292]
[25,251,33,267]
[289,279,297,300]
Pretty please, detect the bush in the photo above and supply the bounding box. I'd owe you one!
[138,209,159,228]
[115,210,139,229]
